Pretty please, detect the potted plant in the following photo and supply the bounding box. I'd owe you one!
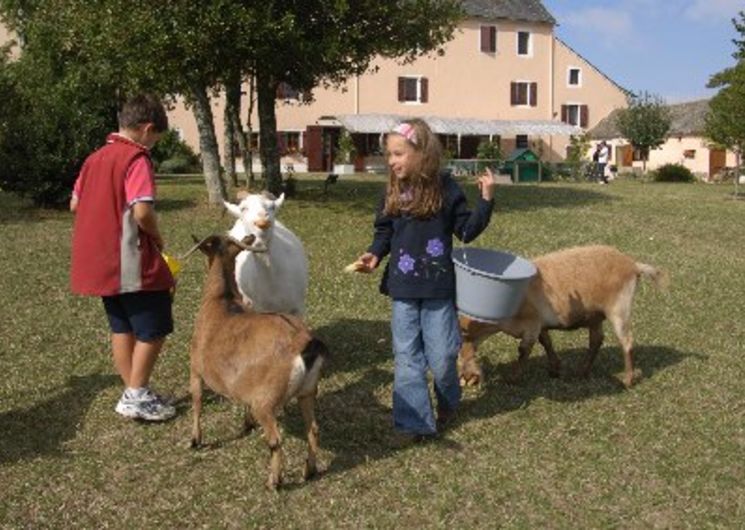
[333,129,357,175]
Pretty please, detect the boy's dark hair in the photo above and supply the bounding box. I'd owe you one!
[118,94,168,133]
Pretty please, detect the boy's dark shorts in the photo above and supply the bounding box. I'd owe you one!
[102,290,174,341]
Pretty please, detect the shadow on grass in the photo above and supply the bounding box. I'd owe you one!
[459,344,693,424]
[0,373,119,464]
[312,318,391,376]
[286,322,693,477]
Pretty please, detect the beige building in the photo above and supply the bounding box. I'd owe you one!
[168,0,629,173]
[590,99,737,180]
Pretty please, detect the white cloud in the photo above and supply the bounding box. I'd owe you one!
[560,7,634,45]
[684,0,743,22]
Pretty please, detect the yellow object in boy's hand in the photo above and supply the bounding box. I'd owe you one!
[162,253,183,279]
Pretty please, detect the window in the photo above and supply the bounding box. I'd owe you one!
[516,135,529,149]
[510,81,537,106]
[683,149,696,159]
[632,147,649,161]
[397,76,429,103]
[480,25,497,53]
[276,82,300,100]
[249,132,259,152]
[438,134,460,157]
[560,104,588,127]
[357,133,383,156]
[277,131,301,155]
[517,31,531,56]
[568,67,581,87]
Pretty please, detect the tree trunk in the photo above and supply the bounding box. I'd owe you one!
[735,149,741,198]
[190,82,225,205]
[223,82,238,188]
[256,69,282,196]
[226,79,251,188]
[246,75,256,187]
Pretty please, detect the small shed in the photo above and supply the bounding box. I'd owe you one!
[503,148,542,182]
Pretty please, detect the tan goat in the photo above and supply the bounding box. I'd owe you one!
[458,245,667,388]
[188,234,328,489]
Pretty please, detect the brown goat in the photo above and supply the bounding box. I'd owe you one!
[458,245,667,388]
[188,234,328,489]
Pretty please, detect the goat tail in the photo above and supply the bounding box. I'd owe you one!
[636,262,669,290]
[301,338,330,371]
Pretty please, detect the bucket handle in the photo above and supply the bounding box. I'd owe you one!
[460,228,471,268]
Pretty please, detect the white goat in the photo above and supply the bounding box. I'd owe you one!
[224,191,308,315]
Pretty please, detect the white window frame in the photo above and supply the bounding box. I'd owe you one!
[564,103,583,126]
[516,30,532,57]
[567,66,582,87]
[400,75,425,105]
[513,80,535,107]
[479,25,498,54]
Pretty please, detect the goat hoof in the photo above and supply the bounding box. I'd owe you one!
[458,365,483,386]
[265,476,281,491]
[190,438,202,450]
[303,460,318,481]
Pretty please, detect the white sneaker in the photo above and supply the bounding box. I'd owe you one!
[115,388,175,421]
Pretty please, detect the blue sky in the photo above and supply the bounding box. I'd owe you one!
[541,0,743,103]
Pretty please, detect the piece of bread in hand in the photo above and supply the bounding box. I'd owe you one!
[344,260,368,273]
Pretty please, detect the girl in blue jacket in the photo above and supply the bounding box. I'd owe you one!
[355,118,496,439]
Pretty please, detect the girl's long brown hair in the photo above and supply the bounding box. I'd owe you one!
[384,118,443,219]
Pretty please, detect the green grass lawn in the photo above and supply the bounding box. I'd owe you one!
[1,175,743,527]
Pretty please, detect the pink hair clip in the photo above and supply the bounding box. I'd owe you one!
[392,123,417,145]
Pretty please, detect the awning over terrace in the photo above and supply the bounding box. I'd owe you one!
[317,113,583,136]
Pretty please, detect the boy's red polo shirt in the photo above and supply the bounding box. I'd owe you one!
[70,134,174,296]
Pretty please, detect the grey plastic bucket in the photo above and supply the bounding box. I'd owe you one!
[452,248,536,323]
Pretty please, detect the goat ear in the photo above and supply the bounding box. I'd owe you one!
[274,193,285,209]
[223,200,242,219]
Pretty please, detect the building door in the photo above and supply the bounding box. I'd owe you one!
[619,145,633,167]
[305,126,324,171]
[709,149,726,178]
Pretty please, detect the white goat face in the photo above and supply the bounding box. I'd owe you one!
[225,192,285,245]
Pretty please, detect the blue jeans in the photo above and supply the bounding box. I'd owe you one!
[391,298,462,435]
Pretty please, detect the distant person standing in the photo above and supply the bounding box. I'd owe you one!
[594,141,610,184]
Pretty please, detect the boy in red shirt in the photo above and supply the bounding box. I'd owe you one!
[70,94,175,421]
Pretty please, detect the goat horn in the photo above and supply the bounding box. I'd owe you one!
[180,234,212,260]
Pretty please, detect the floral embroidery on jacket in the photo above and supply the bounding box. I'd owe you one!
[397,253,416,274]
[426,238,444,257]
[394,237,449,279]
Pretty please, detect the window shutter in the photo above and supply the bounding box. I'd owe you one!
[480,26,490,52]
[420,78,429,103]
[561,105,568,123]
[398,77,405,102]
[530,82,538,107]
[580,105,589,128]
[480,26,496,52]
[510,82,517,105]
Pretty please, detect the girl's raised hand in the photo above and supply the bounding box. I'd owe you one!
[477,167,497,201]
